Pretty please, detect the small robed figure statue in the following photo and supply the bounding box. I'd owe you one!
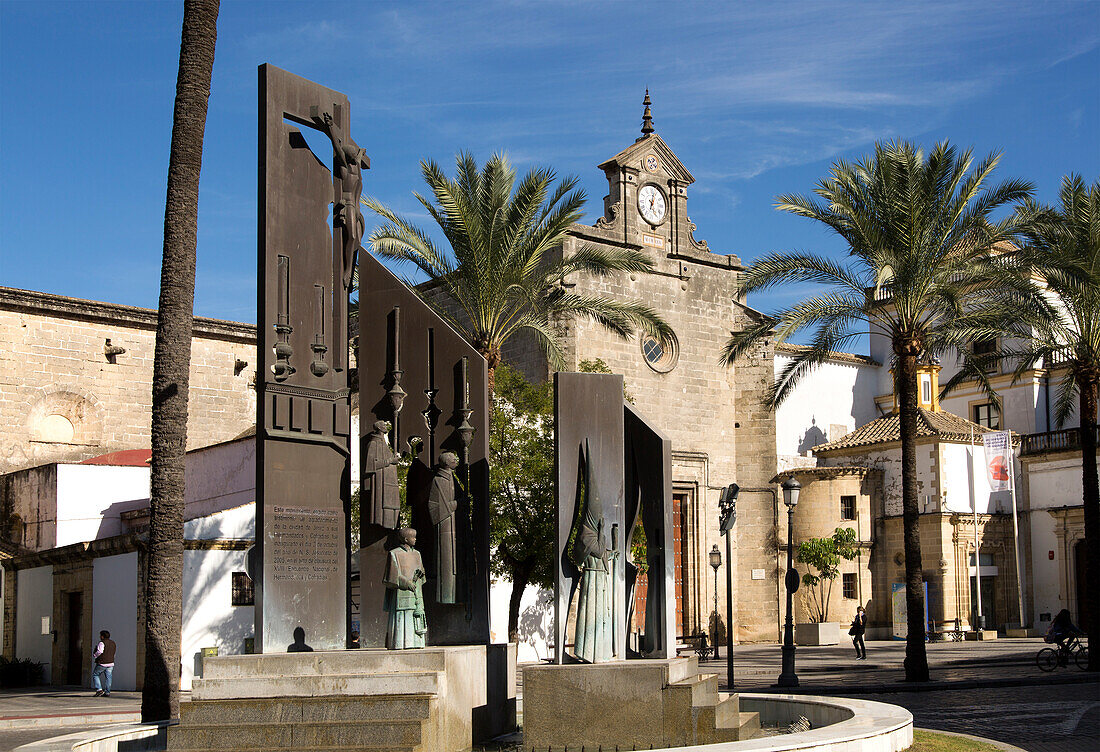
[383,528,427,649]
[428,451,461,604]
[362,420,401,529]
[568,440,617,663]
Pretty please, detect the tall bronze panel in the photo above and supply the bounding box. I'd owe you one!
[624,403,676,658]
[358,252,491,647]
[256,65,367,653]
[553,372,626,663]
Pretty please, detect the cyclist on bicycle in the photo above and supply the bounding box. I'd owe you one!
[1046,609,1083,650]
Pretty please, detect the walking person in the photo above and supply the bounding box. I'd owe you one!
[849,606,867,660]
[91,629,116,696]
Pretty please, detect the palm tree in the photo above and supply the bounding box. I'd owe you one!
[1014,175,1100,670]
[363,152,673,393]
[143,0,219,722]
[722,141,1046,682]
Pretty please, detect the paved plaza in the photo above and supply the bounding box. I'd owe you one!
[2,639,1096,751]
[703,637,1095,692]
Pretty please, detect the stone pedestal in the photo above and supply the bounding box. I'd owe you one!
[968,629,998,641]
[169,645,516,752]
[795,622,841,646]
[523,657,758,751]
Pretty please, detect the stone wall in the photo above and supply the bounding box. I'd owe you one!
[778,469,881,625]
[1,464,58,551]
[0,287,257,475]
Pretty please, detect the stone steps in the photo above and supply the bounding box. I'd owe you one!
[170,748,415,752]
[180,695,434,725]
[201,649,447,680]
[168,718,423,750]
[191,671,439,700]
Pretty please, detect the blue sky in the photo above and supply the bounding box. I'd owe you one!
[1,1,1098,330]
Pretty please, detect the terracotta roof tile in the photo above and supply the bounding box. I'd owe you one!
[814,409,994,453]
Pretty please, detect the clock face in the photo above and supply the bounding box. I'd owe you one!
[638,184,666,225]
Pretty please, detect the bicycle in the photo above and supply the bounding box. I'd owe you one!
[1035,634,1089,671]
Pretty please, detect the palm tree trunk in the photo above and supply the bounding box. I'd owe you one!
[142,0,219,722]
[507,557,535,643]
[1080,377,1099,671]
[897,348,930,681]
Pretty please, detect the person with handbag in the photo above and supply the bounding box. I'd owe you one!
[849,606,867,660]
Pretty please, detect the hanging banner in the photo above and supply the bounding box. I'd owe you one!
[983,430,1013,491]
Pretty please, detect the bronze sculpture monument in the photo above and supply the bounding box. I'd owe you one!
[428,451,462,605]
[568,440,617,663]
[362,420,402,529]
[383,528,428,649]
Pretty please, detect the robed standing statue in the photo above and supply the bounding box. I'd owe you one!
[383,527,427,649]
[428,452,461,604]
[362,420,402,529]
[568,440,617,663]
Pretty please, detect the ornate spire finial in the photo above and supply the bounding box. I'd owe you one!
[641,89,654,135]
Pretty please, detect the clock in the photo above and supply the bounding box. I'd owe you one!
[638,185,666,224]
[638,184,666,225]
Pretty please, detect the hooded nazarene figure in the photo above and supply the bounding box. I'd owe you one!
[362,420,401,529]
[567,439,615,662]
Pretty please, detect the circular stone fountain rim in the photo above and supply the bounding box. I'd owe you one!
[659,693,913,752]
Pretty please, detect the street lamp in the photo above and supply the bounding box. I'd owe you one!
[709,544,722,659]
[718,483,739,689]
[778,476,801,688]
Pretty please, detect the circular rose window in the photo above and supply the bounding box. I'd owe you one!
[640,333,678,373]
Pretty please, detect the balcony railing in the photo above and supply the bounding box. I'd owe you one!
[1020,427,1100,456]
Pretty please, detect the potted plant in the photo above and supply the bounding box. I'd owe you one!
[794,527,859,646]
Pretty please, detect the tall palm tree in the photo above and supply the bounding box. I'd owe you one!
[722,141,1046,682]
[143,0,219,722]
[1015,175,1100,670]
[363,152,673,392]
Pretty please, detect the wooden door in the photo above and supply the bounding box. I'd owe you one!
[66,592,83,685]
[674,492,688,636]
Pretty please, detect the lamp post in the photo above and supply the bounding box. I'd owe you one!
[719,483,739,689]
[709,544,722,659]
[778,476,800,688]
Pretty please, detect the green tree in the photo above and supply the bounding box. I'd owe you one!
[363,152,673,393]
[723,141,1047,682]
[489,365,555,642]
[143,0,219,721]
[1015,175,1100,669]
[796,527,859,623]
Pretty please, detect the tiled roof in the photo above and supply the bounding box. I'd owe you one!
[775,342,881,367]
[814,409,993,453]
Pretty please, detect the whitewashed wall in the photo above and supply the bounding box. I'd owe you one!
[184,439,254,519]
[16,565,53,674]
[1023,454,1094,626]
[774,355,878,468]
[940,381,1045,435]
[91,552,138,690]
[181,548,253,690]
[54,465,150,545]
[1026,456,1088,511]
[185,504,254,540]
[489,578,553,663]
[1028,511,1062,626]
[822,445,934,517]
